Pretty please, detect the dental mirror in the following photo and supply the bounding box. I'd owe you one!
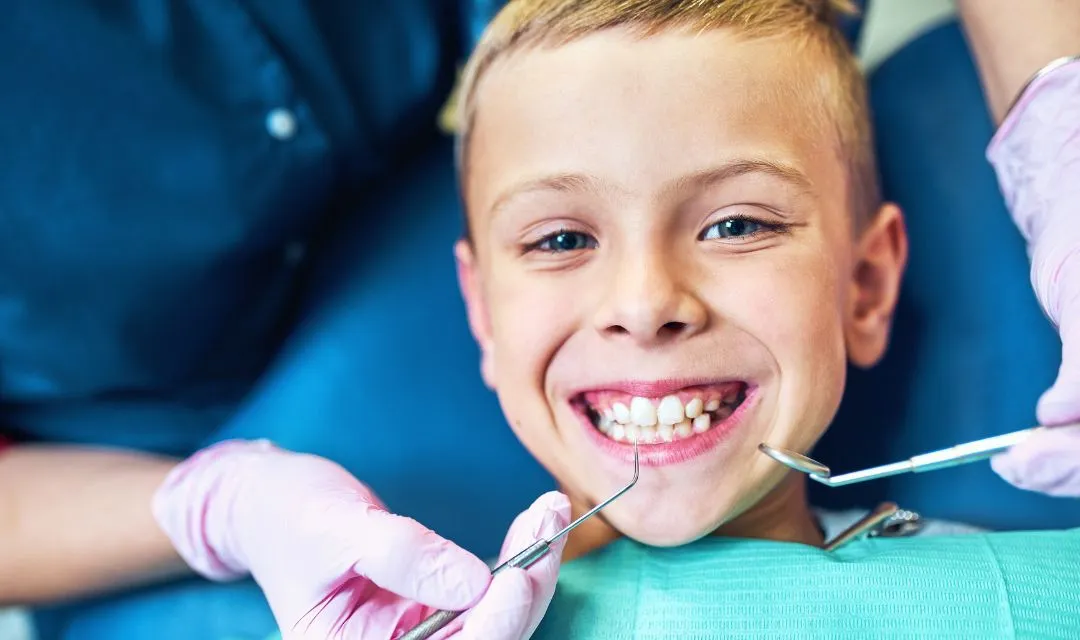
[759,425,1051,488]
[758,443,832,480]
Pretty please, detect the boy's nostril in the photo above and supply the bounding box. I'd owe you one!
[659,321,687,337]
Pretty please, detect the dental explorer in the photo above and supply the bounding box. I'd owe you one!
[758,424,1063,487]
[399,441,641,640]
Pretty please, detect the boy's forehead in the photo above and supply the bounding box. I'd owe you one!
[465,28,844,218]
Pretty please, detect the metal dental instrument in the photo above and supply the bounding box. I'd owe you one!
[759,425,1051,487]
[400,442,641,640]
[822,502,924,551]
[823,502,900,551]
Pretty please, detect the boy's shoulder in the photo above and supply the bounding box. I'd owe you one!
[814,506,988,540]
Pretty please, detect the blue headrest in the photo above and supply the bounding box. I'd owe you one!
[811,21,1080,530]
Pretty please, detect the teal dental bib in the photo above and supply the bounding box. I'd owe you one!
[535,528,1080,639]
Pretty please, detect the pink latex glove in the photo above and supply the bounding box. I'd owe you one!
[987,57,1080,497]
[153,439,569,639]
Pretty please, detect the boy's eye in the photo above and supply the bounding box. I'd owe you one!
[532,230,597,253]
[702,217,764,240]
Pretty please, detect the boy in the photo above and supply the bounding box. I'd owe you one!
[454,0,914,562]
[440,1,1080,637]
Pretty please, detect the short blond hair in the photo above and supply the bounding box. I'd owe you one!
[454,0,880,226]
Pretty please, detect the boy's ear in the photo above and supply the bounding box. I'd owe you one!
[845,203,908,368]
[454,239,497,388]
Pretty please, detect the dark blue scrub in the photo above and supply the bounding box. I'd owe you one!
[0,0,470,453]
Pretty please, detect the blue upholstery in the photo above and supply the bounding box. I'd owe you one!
[811,21,1080,530]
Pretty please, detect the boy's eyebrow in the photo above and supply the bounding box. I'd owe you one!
[661,159,814,200]
[489,173,608,218]
[489,158,813,218]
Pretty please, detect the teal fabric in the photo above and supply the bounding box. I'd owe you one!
[536,529,1080,639]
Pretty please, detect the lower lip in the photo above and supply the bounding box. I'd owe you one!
[577,388,757,467]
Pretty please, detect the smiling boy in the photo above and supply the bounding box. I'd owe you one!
[454,0,912,562]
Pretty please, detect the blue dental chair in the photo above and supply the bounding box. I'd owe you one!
[23,3,1080,639]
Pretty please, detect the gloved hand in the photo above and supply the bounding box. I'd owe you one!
[153,439,570,639]
[987,57,1080,497]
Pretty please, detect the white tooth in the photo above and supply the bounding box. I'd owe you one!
[599,418,613,434]
[611,424,626,441]
[705,399,721,412]
[613,402,631,424]
[625,424,641,443]
[657,423,674,442]
[639,425,657,443]
[656,395,684,425]
[630,396,657,426]
[603,407,615,423]
[674,421,693,439]
[692,414,711,433]
[685,397,704,419]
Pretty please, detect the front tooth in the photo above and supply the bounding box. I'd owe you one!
[657,423,674,442]
[692,414,711,433]
[685,397,704,419]
[705,399,721,412]
[630,397,657,426]
[639,425,657,443]
[611,424,626,441]
[656,395,684,425]
[613,402,631,424]
[674,421,693,439]
[625,424,641,443]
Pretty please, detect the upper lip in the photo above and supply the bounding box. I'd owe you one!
[564,378,747,399]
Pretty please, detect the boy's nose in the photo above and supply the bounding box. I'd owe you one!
[592,252,707,346]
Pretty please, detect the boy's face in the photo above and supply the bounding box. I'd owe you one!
[457,29,906,547]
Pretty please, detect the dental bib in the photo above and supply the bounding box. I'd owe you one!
[534,528,1080,639]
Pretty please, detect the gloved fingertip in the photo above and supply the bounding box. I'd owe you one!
[352,511,493,610]
[527,492,571,543]
[458,569,533,640]
[990,452,1022,486]
[1036,391,1080,426]
[534,491,571,521]
[419,545,494,610]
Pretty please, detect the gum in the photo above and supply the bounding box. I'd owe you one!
[581,382,745,414]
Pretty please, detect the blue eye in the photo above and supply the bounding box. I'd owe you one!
[703,217,764,240]
[533,230,596,253]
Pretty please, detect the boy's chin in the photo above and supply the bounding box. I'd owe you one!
[609,509,728,548]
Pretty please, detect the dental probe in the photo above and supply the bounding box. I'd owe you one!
[759,424,1064,487]
[399,442,641,640]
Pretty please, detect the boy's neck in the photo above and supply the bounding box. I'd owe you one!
[562,474,824,562]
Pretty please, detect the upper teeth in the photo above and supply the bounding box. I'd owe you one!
[599,393,733,429]
[685,397,703,419]
[593,391,742,444]
[656,395,684,425]
[630,397,657,426]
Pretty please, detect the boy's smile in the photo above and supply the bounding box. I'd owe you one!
[456,29,906,553]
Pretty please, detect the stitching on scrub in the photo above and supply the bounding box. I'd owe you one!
[634,543,644,637]
[979,533,1017,639]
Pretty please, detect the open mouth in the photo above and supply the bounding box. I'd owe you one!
[571,382,748,445]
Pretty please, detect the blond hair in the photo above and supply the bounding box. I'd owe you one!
[453,0,880,226]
